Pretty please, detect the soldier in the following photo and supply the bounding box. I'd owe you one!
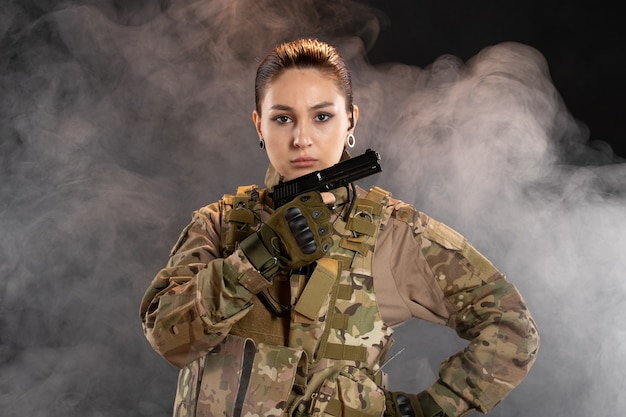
[140,38,539,417]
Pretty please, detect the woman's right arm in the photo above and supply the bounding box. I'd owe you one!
[139,202,271,368]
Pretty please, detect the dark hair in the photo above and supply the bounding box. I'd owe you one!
[255,39,354,116]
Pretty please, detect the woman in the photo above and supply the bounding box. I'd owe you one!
[140,38,539,417]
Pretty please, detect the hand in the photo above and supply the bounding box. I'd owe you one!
[240,191,332,279]
[384,391,447,417]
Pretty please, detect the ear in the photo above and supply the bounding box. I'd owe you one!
[349,104,360,132]
[252,110,263,138]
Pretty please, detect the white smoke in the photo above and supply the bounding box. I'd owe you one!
[1,1,624,416]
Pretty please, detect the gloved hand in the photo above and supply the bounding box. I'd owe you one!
[239,191,332,279]
[384,391,448,417]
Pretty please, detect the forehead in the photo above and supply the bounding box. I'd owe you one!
[261,68,344,104]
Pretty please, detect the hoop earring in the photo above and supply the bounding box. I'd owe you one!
[346,134,356,149]
[259,138,265,150]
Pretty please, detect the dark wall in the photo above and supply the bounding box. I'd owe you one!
[360,0,626,158]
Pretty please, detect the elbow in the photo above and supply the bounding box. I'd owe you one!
[516,313,540,371]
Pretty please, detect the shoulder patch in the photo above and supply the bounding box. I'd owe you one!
[424,217,500,278]
[423,218,465,251]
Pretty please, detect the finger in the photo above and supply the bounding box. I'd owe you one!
[321,192,336,205]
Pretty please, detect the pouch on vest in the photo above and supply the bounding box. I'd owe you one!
[303,365,385,417]
[220,185,263,257]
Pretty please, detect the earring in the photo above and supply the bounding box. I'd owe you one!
[346,134,356,148]
[259,138,265,150]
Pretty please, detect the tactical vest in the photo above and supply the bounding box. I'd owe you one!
[173,185,395,417]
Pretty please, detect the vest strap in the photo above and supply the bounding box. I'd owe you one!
[331,313,349,330]
[324,343,367,362]
[346,215,377,236]
[336,284,352,300]
[340,187,392,256]
[331,253,353,270]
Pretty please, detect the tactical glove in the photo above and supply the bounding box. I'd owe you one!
[239,191,332,280]
[384,391,448,417]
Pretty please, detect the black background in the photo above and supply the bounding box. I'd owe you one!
[358,1,626,159]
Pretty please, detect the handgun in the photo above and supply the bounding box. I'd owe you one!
[271,148,382,208]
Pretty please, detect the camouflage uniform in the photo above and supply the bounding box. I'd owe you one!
[140,179,539,417]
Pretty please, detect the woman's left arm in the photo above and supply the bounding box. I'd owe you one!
[416,212,540,416]
[378,203,539,417]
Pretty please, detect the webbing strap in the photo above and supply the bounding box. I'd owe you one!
[331,254,354,272]
[336,284,352,300]
[331,313,349,330]
[339,240,370,256]
[346,216,377,236]
[324,343,367,362]
[238,234,279,280]
[340,186,391,255]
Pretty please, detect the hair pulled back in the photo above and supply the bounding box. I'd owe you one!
[255,39,354,116]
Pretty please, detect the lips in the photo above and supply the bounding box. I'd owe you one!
[291,156,317,168]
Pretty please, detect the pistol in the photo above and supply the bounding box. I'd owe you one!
[272,149,382,208]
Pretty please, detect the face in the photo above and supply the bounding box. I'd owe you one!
[253,68,358,181]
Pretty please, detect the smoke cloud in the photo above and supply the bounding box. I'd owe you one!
[1,1,624,416]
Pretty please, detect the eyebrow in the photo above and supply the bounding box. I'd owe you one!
[269,101,335,111]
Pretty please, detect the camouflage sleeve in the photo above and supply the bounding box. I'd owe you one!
[382,202,539,416]
[414,211,540,417]
[139,202,271,368]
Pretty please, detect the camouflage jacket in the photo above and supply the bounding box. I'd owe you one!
[140,184,539,417]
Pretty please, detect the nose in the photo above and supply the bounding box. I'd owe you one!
[293,120,313,148]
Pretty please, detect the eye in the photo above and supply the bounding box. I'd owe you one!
[315,113,332,122]
[274,115,292,124]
